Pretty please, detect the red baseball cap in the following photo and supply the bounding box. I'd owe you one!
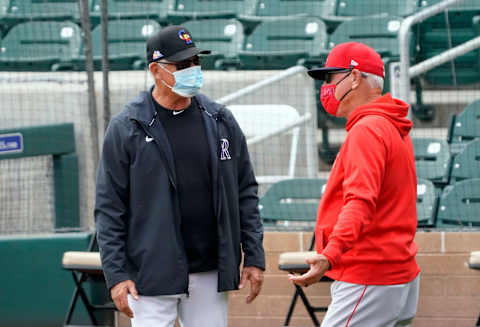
[308,42,385,80]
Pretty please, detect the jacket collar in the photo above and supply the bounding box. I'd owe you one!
[126,86,157,125]
[127,86,225,124]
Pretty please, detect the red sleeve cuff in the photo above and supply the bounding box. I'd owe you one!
[321,240,343,268]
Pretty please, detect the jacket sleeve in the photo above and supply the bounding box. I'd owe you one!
[95,117,131,290]
[234,118,266,270]
[321,123,387,268]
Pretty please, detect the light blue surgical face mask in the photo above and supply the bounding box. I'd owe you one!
[159,64,203,98]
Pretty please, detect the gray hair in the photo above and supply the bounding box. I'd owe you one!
[361,72,384,91]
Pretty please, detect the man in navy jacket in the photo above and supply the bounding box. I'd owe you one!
[95,25,265,327]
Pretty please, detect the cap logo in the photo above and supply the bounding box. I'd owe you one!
[350,59,359,66]
[152,50,163,60]
[178,29,192,45]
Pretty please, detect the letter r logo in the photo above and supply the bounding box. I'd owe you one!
[220,138,231,160]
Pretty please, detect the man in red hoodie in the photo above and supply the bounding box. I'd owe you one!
[289,42,420,326]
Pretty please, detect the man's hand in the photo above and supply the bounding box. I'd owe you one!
[288,254,331,287]
[111,280,138,318]
[239,266,264,304]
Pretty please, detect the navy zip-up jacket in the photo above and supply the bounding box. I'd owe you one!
[95,90,265,295]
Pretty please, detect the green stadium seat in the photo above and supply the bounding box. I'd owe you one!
[416,0,480,86]
[413,137,451,185]
[91,19,161,70]
[250,0,334,18]
[239,0,336,33]
[0,0,9,15]
[333,0,418,18]
[238,17,328,69]
[436,178,480,227]
[475,13,480,35]
[0,0,11,32]
[182,19,244,70]
[266,177,331,326]
[1,0,86,26]
[417,178,438,227]
[449,99,480,144]
[450,139,480,182]
[318,0,418,32]
[57,19,161,71]
[259,178,327,228]
[327,15,402,58]
[0,21,82,71]
[90,0,174,24]
[167,0,257,25]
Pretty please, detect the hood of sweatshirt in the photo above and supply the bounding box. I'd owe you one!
[345,93,412,137]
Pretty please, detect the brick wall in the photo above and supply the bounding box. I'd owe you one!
[118,231,480,327]
[229,231,480,327]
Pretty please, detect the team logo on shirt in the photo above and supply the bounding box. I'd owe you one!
[220,138,231,160]
[178,29,193,45]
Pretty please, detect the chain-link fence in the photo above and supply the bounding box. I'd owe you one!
[1,0,480,234]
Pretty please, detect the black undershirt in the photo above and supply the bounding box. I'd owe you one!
[152,95,218,273]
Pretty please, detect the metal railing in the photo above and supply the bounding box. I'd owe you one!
[216,66,318,179]
[397,0,480,104]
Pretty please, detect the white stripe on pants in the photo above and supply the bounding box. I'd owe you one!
[127,270,228,327]
[321,274,420,327]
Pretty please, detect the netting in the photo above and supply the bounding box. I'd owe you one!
[1,0,480,235]
[0,156,54,234]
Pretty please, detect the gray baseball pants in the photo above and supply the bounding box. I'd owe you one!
[321,274,420,327]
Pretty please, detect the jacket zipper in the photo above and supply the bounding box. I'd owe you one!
[200,104,223,220]
[135,116,190,296]
[215,114,222,219]
[139,117,177,190]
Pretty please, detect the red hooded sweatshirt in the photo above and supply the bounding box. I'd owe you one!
[316,93,420,285]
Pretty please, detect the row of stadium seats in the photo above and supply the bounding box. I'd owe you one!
[259,176,480,230]
[0,16,395,71]
[0,0,476,36]
[412,175,480,228]
[413,137,480,227]
[413,99,480,184]
[2,9,479,78]
[383,98,480,227]
[0,0,475,27]
[259,98,480,230]
[411,176,480,228]
[1,2,479,88]
[0,0,431,33]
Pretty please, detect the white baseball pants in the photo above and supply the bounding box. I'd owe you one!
[127,270,228,327]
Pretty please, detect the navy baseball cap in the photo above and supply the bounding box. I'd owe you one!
[146,25,211,64]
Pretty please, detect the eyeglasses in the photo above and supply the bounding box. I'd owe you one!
[324,68,352,84]
[158,56,201,71]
